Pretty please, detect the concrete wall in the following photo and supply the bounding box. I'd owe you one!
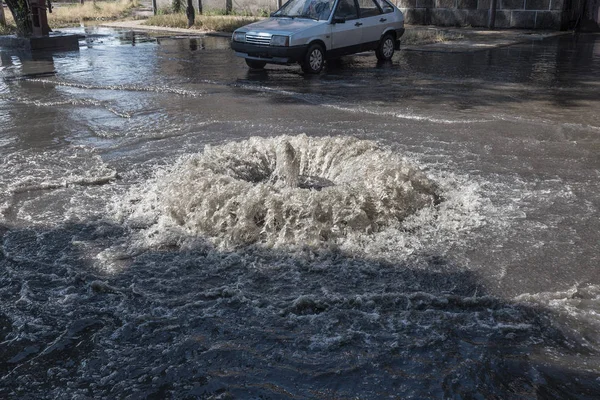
[397,0,576,29]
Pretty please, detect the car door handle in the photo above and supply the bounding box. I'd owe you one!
[355,22,363,26]
[379,18,387,22]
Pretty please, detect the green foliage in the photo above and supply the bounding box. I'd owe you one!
[4,0,33,36]
[0,23,17,35]
[172,0,183,13]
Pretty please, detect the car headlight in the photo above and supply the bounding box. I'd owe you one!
[232,32,246,43]
[270,35,289,47]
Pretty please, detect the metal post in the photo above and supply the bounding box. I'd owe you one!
[488,0,497,29]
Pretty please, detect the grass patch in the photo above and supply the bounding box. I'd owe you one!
[144,13,262,32]
[0,22,17,35]
[402,29,464,45]
[0,11,16,35]
[48,0,139,27]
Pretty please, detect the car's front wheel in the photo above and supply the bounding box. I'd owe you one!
[376,33,395,61]
[245,59,266,70]
[301,43,325,74]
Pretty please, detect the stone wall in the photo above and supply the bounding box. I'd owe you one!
[397,0,575,29]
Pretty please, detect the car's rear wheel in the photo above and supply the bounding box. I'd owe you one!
[376,33,395,61]
[301,43,325,74]
[245,59,266,70]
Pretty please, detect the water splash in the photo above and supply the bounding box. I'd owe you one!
[273,140,300,188]
[108,135,494,258]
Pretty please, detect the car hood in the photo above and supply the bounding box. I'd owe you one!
[241,18,325,36]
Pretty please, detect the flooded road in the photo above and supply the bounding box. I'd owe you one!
[1,28,599,398]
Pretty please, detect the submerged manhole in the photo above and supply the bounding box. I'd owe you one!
[119,135,443,248]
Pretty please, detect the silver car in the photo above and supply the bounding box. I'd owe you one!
[231,0,405,74]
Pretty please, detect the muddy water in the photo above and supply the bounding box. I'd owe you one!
[0,28,599,398]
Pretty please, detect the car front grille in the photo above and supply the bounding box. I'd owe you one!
[246,34,272,46]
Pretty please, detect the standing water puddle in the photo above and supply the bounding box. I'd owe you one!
[1,28,599,398]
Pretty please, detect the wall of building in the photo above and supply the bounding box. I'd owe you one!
[397,0,570,29]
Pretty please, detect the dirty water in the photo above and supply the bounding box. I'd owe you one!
[0,27,599,398]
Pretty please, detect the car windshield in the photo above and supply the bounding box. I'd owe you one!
[273,0,335,21]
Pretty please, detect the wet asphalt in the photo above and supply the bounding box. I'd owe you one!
[0,28,599,398]
[2,29,598,296]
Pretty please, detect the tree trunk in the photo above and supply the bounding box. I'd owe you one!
[4,0,33,36]
[186,0,194,27]
[197,0,202,15]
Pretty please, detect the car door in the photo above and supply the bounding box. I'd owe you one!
[329,0,362,55]
[356,0,388,48]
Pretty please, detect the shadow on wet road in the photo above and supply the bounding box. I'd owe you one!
[1,219,599,399]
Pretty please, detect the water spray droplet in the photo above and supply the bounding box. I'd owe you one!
[274,140,300,189]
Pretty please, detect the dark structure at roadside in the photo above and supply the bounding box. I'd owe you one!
[0,0,79,51]
[397,0,599,30]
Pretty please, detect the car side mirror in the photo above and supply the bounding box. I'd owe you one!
[332,17,346,24]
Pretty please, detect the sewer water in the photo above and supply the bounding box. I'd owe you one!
[0,28,599,398]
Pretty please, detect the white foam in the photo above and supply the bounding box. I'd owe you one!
[109,135,491,262]
[23,78,201,97]
[0,147,117,224]
[515,285,600,353]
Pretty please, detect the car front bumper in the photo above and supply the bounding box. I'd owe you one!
[231,41,309,64]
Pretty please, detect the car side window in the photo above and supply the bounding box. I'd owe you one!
[333,0,359,21]
[373,0,394,13]
[357,0,381,18]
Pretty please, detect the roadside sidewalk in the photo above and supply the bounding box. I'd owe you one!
[402,25,570,52]
[100,20,571,53]
[100,20,231,38]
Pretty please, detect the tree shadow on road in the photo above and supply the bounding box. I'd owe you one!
[1,220,599,399]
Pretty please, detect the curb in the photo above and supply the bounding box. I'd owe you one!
[100,20,232,39]
[99,20,572,53]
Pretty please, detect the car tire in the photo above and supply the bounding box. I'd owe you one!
[376,33,395,61]
[245,59,266,70]
[301,43,325,74]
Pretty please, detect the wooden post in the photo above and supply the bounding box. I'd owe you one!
[488,0,497,29]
